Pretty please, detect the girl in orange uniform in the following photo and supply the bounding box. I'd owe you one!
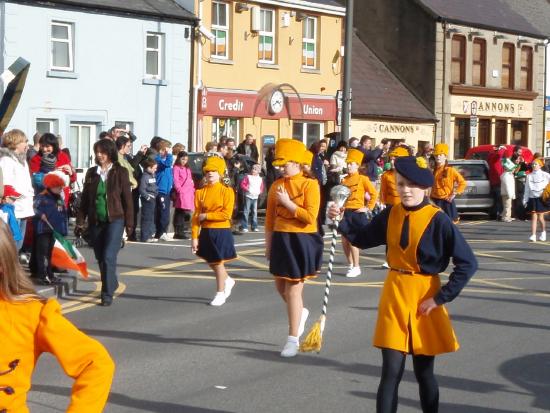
[191,156,237,306]
[430,143,466,223]
[0,220,115,413]
[340,148,378,278]
[379,146,409,208]
[265,139,322,358]
[329,156,477,413]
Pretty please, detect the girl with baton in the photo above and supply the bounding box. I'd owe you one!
[328,156,477,413]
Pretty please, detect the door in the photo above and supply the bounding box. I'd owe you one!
[478,119,491,146]
[453,117,470,159]
[495,120,507,145]
[511,120,528,146]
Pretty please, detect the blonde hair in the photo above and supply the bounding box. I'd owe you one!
[0,220,40,301]
[1,129,27,150]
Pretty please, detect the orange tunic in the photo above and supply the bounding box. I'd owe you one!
[191,182,235,239]
[380,169,400,206]
[0,298,114,413]
[342,172,378,210]
[431,165,467,200]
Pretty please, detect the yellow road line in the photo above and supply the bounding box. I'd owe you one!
[62,282,127,314]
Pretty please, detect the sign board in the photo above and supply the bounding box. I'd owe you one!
[470,115,478,146]
[262,135,275,146]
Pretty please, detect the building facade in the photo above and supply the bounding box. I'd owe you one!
[0,0,196,170]
[188,0,345,155]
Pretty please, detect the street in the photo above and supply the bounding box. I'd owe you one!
[28,216,550,413]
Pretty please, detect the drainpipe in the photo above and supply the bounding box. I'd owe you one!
[191,0,204,152]
[441,21,447,146]
[543,41,548,156]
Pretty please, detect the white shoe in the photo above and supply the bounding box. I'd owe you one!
[280,337,299,358]
[297,308,309,339]
[252,228,260,232]
[529,234,537,242]
[146,238,158,243]
[158,233,169,241]
[346,266,361,278]
[224,277,235,298]
[540,231,546,242]
[381,261,390,269]
[19,253,30,265]
[241,228,249,233]
[210,292,226,306]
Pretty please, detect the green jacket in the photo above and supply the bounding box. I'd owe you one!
[118,153,138,189]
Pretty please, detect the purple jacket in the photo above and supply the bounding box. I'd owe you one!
[172,165,195,210]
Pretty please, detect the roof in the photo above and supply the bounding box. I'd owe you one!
[499,0,550,38]
[414,0,546,38]
[9,0,197,22]
[351,33,436,122]
[254,0,345,14]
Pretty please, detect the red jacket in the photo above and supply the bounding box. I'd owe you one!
[487,148,505,187]
[29,151,76,206]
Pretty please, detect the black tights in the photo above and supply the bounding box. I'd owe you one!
[376,348,439,413]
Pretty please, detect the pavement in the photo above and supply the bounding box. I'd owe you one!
[27,215,550,412]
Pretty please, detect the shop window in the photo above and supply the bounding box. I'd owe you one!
[69,123,96,169]
[292,122,323,148]
[520,46,533,91]
[477,119,491,145]
[212,117,240,142]
[36,118,58,135]
[302,16,317,69]
[211,1,229,59]
[472,39,486,87]
[145,32,164,79]
[451,35,465,84]
[501,43,515,89]
[50,21,74,71]
[453,117,470,159]
[495,120,507,145]
[258,9,275,63]
[511,120,528,146]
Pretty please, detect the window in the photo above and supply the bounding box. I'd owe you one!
[292,122,323,148]
[211,1,229,58]
[502,43,515,89]
[36,119,58,135]
[258,9,275,63]
[69,123,96,169]
[302,16,317,68]
[212,117,240,141]
[472,39,486,87]
[145,32,164,79]
[451,35,465,84]
[520,46,533,91]
[50,21,74,71]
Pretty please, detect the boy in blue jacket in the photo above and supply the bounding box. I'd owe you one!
[0,185,23,243]
[154,139,173,241]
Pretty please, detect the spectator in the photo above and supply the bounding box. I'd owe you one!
[359,135,388,182]
[57,134,72,161]
[416,142,434,161]
[240,163,264,232]
[264,146,282,194]
[236,134,259,162]
[523,159,550,242]
[0,185,23,243]
[226,137,236,151]
[116,135,138,190]
[139,158,158,242]
[126,143,149,241]
[172,143,185,158]
[487,145,507,219]
[172,151,195,239]
[500,157,516,223]
[329,140,348,184]
[154,139,173,241]
[309,139,329,235]
[26,132,41,162]
[348,137,359,148]
[205,141,217,154]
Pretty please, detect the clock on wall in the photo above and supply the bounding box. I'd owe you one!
[268,89,285,115]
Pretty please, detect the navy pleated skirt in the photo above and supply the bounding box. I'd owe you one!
[526,197,549,214]
[197,228,237,264]
[343,209,371,227]
[270,231,323,281]
[431,198,459,221]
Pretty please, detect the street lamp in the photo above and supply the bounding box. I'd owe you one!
[341,0,353,141]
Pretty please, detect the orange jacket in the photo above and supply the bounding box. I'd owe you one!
[431,165,467,200]
[0,298,114,413]
[342,172,378,210]
[380,170,400,206]
[191,182,235,239]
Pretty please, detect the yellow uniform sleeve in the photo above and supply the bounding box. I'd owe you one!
[294,178,320,225]
[191,189,202,239]
[542,183,550,203]
[205,187,234,222]
[380,174,388,204]
[265,182,278,232]
[453,167,467,195]
[363,176,378,210]
[36,299,115,413]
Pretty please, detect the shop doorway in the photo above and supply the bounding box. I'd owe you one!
[292,121,324,149]
[511,120,528,147]
[495,120,507,145]
[478,119,491,145]
[212,117,240,142]
[453,117,470,159]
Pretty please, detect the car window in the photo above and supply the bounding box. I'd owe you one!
[454,164,488,180]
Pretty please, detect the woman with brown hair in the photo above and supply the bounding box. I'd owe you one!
[0,219,115,412]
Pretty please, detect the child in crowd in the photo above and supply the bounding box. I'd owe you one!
[240,163,264,232]
[340,148,378,278]
[430,143,466,223]
[0,185,23,243]
[523,158,550,241]
[192,156,236,306]
[139,158,158,243]
[32,172,68,284]
[500,157,516,223]
[172,151,195,239]
[154,139,173,241]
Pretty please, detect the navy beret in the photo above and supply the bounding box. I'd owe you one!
[394,156,434,188]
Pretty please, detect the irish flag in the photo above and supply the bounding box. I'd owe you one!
[51,231,89,278]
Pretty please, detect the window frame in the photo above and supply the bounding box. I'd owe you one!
[501,42,515,89]
[450,35,466,84]
[211,1,230,59]
[520,46,533,91]
[292,121,324,148]
[69,123,96,169]
[258,8,276,64]
[302,16,318,69]
[35,118,58,135]
[145,32,164,79]
[472,38,486,87]
[50,21,74,72]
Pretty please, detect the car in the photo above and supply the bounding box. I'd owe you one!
[448,159,494,215]
[465,144,534,164]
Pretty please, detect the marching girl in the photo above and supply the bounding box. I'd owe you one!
[523,158,550,242]
[265,139,323,358]
[328,156,477,413]
[379,146,409,208]
[0,219,115,412]
[340,148,378,278]
[191,156,236,306]
[430,143,466,223]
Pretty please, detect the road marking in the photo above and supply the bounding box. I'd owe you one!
[475,252,550,268]
[61,282,127,314]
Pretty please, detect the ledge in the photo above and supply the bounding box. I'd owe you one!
[142,78,168,86]
[257,62,279,70]
[208,57,234,65]
[300,67,321,74]
[46,70,78,79]
[449,85,538,101]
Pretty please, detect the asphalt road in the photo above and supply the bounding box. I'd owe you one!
[28,215,550,413]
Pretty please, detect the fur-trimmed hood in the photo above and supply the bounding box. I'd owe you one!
[0,147,26,165]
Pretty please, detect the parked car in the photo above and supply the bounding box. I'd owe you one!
[465,144,534,163]
[448,160,494,215]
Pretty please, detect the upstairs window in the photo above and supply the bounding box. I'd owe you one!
[50,21,74,71]
[211,1,229,58]
[302,16,317,68]
[501,43,515,89]
[472,38,486,87]
[258,9,275,63]
[145,32,164,79]
[520,46,533,91]
[451,35,465,84]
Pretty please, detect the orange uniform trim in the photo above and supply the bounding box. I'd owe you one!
[431,165,467,200]
[342,172,378,210]
[380,170,400,206]
[191,182,235,239]
[272,273,319,282]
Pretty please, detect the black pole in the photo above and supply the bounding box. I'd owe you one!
[341,0,354,141]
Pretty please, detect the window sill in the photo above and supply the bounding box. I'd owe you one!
[142,78,168,86]
[209,57,234,65]
[301,67,320,74]
[257,62,279,70]
[47,70,79,79]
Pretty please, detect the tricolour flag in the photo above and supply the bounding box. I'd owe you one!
[51,231,89,278]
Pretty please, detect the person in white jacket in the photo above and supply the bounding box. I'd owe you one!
[523,159,550,242]
[500,157,516,222]
[0,129,34,256]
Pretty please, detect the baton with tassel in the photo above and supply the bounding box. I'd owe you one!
[300,185,351,353]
